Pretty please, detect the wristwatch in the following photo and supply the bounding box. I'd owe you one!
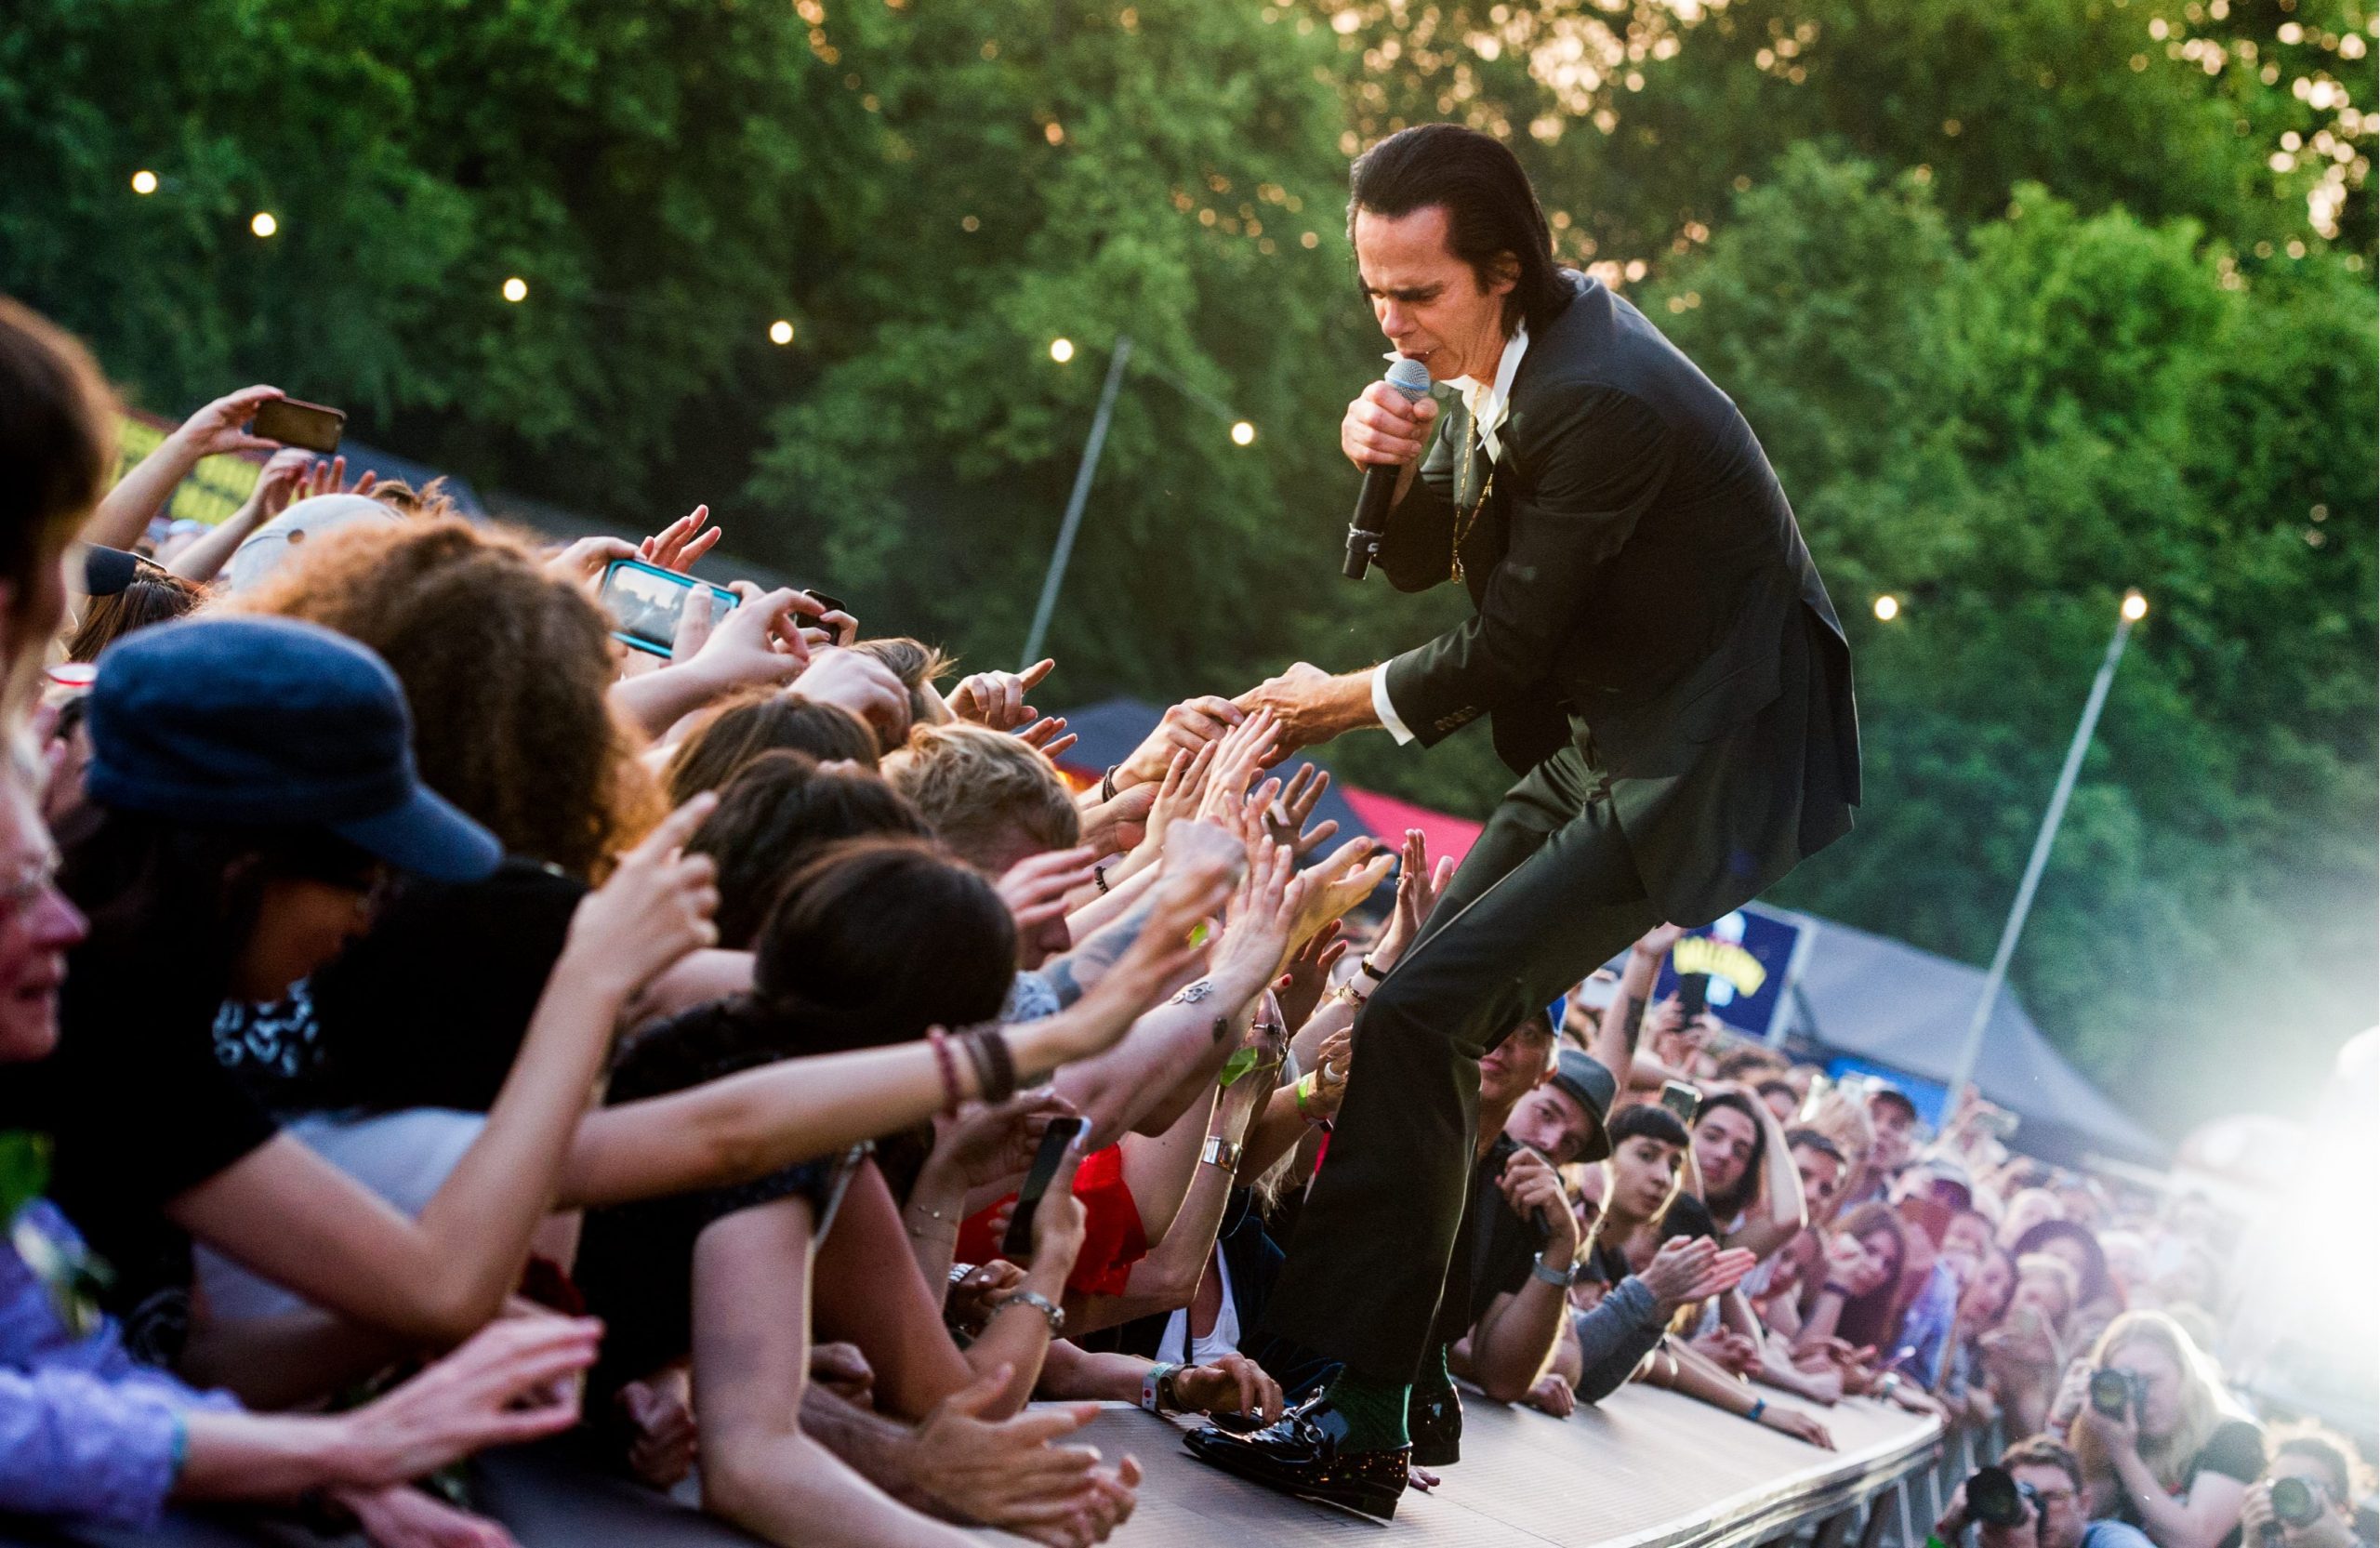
[1001,1289,1065,1335]
[1200,1135,1244,1171]
[1531,1252,1574,1288]
[1142,1360,1182,1414]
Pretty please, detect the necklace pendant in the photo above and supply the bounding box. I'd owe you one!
[1452,554,1465,585]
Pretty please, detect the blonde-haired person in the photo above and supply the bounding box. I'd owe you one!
[2058,1310,2266,1548]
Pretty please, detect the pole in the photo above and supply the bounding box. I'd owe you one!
[1942,603,2141,1106]
[1022,335,1132,669]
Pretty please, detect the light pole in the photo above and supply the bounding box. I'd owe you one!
[1019,336,1255,669]
[1942,589,2149,1107]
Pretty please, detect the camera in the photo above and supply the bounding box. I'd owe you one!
[1967,1466,2042,1529]
[2271,1477,2326,1531]
[2089,1367,2146,1420]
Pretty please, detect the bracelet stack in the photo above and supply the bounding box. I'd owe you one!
[926,1028,964,1114]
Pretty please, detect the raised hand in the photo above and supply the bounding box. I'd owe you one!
[562,795,721,1000]
[1638,1236,1722,1308]
[1290,835,1395,946]
[930,1088,1081,1193]
[1075,778,1156,860]
[638,506,724,573]
[1368,828,1458,973]
[1115,696,1243,788]
[997,847,1099,939]
[1497,1145,1580,1261]
[183,385,289,457]
[1263,763,1340,860]
[952,658,1056,732]
[295,453,377,504]
[1017,716,1078,763]
[788,649,911,749]
[1342,376,1440,470]
[1195,708,1284,823]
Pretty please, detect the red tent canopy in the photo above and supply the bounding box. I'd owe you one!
[1338,786,1484,869]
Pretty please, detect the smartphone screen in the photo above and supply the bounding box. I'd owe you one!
[1002,1116,1088,1260]
[250,398,346,455]
[598,558,741,656]
[1660,1079,1703,1125]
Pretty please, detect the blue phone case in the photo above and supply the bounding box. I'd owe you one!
[598,557,741,656]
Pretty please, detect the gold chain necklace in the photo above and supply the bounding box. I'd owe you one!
[1450,430,1496,584]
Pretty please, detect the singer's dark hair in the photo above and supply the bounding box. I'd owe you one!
[1349,124,1570,335]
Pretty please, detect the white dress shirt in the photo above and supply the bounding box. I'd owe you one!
[1372,323,1532,745]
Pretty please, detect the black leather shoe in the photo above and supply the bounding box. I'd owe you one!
[1183,1398,1410,1520]
[1408,1382,1462,1467]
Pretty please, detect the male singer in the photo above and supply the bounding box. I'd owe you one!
[1184,124,1861,1518]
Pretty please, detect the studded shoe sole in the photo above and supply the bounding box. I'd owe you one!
[1183,1425,1408,1521]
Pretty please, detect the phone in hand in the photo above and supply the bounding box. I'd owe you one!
[1002,1115,1089,1260]
[250,397,346,455]
[1660,1079,1703,1125]
[598,558,742,657]
[1675,971,1711,1021]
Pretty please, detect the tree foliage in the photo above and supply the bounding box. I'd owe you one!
[1,0,2370,1131]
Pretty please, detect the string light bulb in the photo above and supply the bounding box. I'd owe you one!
[130,170,158,195]
[2121,589,2149,622]
[769,319,796,346]
[1049,337,1075,364]
[501,276,528,303]
[1872,594,1901,622]
[1230,420,1257,446]
[249,211,278,238]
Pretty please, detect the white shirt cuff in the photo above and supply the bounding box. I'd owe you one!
[1371,668,1416,747]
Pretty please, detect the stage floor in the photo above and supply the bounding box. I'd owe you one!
[981,1384,1940,1545]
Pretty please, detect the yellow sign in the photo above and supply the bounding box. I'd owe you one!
[113,414,264,529]
[1673,933,1767,998]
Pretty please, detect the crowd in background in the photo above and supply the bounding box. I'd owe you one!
[0,294,2371,1548]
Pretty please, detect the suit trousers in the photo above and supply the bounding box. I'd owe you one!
[1263,741,1664,1383]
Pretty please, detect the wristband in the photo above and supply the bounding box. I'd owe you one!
[1101,765,1120,803]
[965,1026,1017,1104]
[1142,1361,1179,1414]
[1294,1072,1320,1120]
[1822,1282,1856,1298]
[1092,862,1111,894]
[1200,1135,1244,1171]
[1357,956,1388,982]
[1531,1253,1573,1288]
[1745,1398,1767,1424]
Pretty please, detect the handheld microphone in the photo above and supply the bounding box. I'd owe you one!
[1342,355,1435,581]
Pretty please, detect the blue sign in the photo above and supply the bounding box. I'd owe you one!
[1651,906,1806,1042]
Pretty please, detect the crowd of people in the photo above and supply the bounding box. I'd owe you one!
[0,291,2369,1548]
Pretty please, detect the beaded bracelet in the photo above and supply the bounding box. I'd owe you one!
[925,1027,965,1113]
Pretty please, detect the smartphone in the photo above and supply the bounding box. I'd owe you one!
[1660,1079,1703,1125]
[1002,1115,1089,1260]
[1675,971,1711,1021]
[803,589,849,619]
[1977,1107,2021,1143]
[250,397,346,455]
[598,558,742,657]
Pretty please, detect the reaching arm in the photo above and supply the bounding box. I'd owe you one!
[1467,1149,1581,1405]
[688,1197,983,1548]
[1569,1277,1672,1404]
[82,387,284,551]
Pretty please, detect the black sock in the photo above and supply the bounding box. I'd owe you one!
[1325,1368,1410,1450]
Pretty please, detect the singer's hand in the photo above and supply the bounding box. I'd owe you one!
[1343,379,1439,470]
[1233,664,1376,755]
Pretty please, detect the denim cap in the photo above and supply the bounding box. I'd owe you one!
[85,615,502,882]
[1550,1048,1618,1162]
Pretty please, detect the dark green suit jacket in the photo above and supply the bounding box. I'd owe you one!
[1376,270,1859,925]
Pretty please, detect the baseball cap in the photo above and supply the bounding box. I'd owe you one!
[85,615,501,882]
[1548,1048,1619,1161]
[226,494,401,594]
